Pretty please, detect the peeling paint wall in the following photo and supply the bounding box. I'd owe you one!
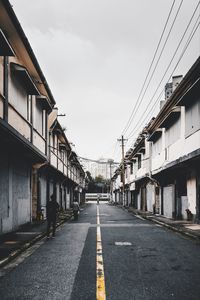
[0,154,9,233]
[163,185,175,218]
[40,174,47,218]
[146,183,155,212]
[187,175,196,215]
[1,152,31,233]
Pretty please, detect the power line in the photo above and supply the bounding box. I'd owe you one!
[121,0,179,136]
[124,0,184,137]
[128,22,200,140]
[121,0,176,135]
[127,10,200,140]
[78,156,119,165]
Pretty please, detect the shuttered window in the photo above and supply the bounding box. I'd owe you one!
[185,96,200,137]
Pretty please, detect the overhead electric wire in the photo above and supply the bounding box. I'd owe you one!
[121,0,179,136]
[128,1,200,138]
[78,156,119,165]
[125,0,184,136]
[128,17,200,140]
[124,0,184,138]
[127,9,200,140]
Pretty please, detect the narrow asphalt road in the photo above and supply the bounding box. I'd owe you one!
[0,202,200,300]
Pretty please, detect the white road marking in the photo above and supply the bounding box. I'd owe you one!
[96,206,106,300]
[115,242,132,246]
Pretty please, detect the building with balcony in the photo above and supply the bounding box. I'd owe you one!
[112,56,200,223]
[148,56,200,222]
[0,0,85,233]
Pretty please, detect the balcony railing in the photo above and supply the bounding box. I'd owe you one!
[8,104,31,141]
[7,103,47,155]
[33,128,46,154]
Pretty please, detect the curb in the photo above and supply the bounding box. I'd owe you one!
[0,216,72,269]
[144,216,200,241]
[119,205,200,242]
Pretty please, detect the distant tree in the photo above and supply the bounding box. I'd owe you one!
[86,171,93,182]
[95,175,104,183]
[85,172,111,193]
[95,175,110,193]
[86,171,96,192]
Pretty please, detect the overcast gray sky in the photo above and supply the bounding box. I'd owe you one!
[11,0,200,162]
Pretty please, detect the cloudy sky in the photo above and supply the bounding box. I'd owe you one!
[11,0,200,162]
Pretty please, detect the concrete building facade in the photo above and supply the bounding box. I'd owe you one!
[112,56,200,223]
[0,0,85,234]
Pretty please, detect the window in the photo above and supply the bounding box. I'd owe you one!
[42,109,46,138]
[152,137,162,157]
[138,155,141,169]
[165,116,181,147]
[185,97,200,137]
[60,149,65,161]
[130,163,133,174]
[27,95,32,123]
[52,133,56,151]
[165,147,169,161]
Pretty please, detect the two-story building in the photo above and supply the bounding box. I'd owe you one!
[0,0,56,233]
[32,108,86,220]
[112,56,200,223]
[148,56,200,222]
[0,0,85,233]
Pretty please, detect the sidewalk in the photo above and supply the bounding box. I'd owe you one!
[0,210,73,269]
[119,205,200,241]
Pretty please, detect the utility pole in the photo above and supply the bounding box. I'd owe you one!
[117,135,128,206]
[107,159,114,201]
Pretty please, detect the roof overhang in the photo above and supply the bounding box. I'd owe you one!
[11,63,40,95]
[159,106,181,128]
[147,129,162,142]
[36,95,52,112]
[0,28,15,56]
[59,143,67,151]
[138,147,145,154]
[135,153,142,157]
[177,78,200,107]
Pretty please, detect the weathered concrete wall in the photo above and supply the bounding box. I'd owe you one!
[1,153,31,233]
[146,183,155,213]
[40,174,47,218]
[163,185,175,219]
[187,175,196,215]
[181,196,188,220]
[12,159,31,228]
[0,154,9,233]
[66,191,70,208]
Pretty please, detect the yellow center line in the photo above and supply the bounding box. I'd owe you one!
[96,205,106,300]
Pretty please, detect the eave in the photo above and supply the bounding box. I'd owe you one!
[148,56,200,133]
[159,106,181,129]
[147,129,162,142]
[0,28,15,56]
[11,63,40,95]
[1,0,56,106]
